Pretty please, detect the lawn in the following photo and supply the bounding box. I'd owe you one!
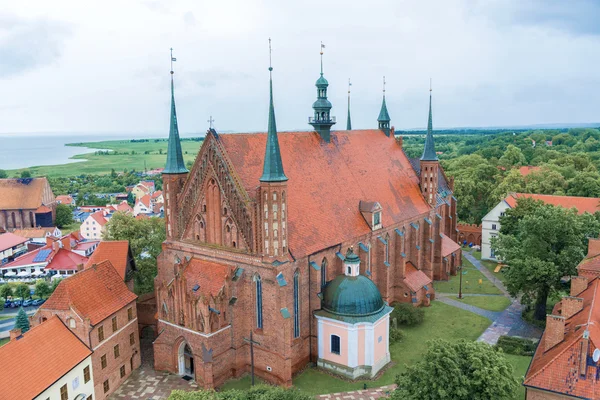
[506,354,532,400]
[7,138,203,178]
[61,222,81,234]
[471,250,509,285]
[0,338,8,347]
[453,295,512,312]
[221,301,492,395]
[434,257,503,295]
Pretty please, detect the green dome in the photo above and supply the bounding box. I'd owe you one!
[312,98,332,109]
[316,74,329,87]
[322,275,384,317]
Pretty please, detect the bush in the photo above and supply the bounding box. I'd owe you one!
[389,328,404,344]
[495,336,537,356]
[391,303,425,326]
[169,385,314,399]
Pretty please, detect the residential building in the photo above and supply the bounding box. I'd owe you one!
[131,181,155,200]
[133,194,152,216]
[0,177,56,230]
[56,194,75,206]
[106,200,134,215]
[152,62,460,388]
[0,232,29,264]
[151,190,164,204]
[0,315,94,400]
[13,226,62,244]
[85,240,137,291]
[482,193,600,261]
[81,210,109,240]
[524,273,600,399]
[32,260,140,400]
[79,205,107,213]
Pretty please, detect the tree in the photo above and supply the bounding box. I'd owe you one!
[392,340,518,400]
[14,283,30,300]
[0,169,7,179]
[14,307,30,333]
[20,170,32,178]
[0,285,13,299]
[567,170,600,197]
[55,203,74,228]
[493,200,600,320]
[105,213,166,294]
[490,169,525,201]
[34,280,52,299]
[498,144,527,168]
[51,279,62,293]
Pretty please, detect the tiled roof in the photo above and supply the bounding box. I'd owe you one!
[84,240,131,280]
[151,190,163,199]
[3,246,53,268]
[56,195,74,205]
[0,232,28,252]
[13,227,55,238]
[219,130,431,257]
[35,204,52,213]
[140,180,155,189]
[524,279,600,398]
[404,262,432,292]
[90,210,108,226]
[441,233,461,257]
[506,193,600,215]
[44,248,88,271]
[519,166,541,176]
[40,260,137,325]
[137,194,151,208]
[183,258,231,298]
[0,177,53,210]
[0,315,91,400]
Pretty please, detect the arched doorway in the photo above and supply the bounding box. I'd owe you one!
[178,342,194,378]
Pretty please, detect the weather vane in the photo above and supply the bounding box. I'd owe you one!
[208,116,214,129]
[268,38,273,73]
[383,76,386,95]
[170,48,177,74]
[320,41,325,74]
[348,78,352,95]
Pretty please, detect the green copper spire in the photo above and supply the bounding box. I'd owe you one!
[260,39,287,182]
[309,42,336,142]
[421,85,438,161]
[163,49,189,175]
[377,76,391,136]
[346,79,352,130]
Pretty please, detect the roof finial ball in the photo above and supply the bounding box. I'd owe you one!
[268,38,273,72]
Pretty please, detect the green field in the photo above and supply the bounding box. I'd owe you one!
[453,295,512,312]
[506,354,532,399]
[7,139,203,178]
[221,301,492,395]
[434,257,503,295]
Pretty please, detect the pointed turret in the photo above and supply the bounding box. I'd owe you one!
[346,79,352,130]
[377,76,391,137]
[420,90,438,161]
[309,42,336,142]
[260,62,287,182]
[163,70,188,174]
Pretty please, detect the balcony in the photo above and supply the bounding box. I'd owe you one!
[308,116,336,124]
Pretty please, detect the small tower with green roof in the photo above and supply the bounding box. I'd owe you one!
[346,78,352,130]
[309,43,336,142]
[377,76,391,137]
[162,48,189,239]
[420,82,439,206]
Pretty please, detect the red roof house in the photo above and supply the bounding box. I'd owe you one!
[505,193,600,215]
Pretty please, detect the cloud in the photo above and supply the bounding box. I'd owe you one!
[0,14,72,78]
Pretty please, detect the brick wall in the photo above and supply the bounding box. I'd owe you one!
[457,223,482,246]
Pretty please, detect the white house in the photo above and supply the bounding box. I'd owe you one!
[0,315,94,400]
[133,194,152,217]
[81,211,108,240]
[481,199,510,261]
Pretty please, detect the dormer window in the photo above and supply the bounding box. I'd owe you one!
[373,212,381,226]
[359,201,383,231]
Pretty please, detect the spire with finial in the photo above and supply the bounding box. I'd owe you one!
[421,79,438,161]
[377,76,391,136]
[309,42,336,142]
[163,48,189,174]
[346,78,352,130]
[260,38,287,182]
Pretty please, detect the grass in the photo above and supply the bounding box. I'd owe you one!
[222,301,492,395]
[505,354,532,400]
[434,257,503,295]
[0,338,8,347]
[0,316,13,321]
[471,250,510,286]
[7,139,203,178]
[61,222,81,234]
[453,295,512,312]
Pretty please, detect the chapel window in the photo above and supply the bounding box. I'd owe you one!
[331,335,341,355]
[255,275,263,329]
[293,270,300,338]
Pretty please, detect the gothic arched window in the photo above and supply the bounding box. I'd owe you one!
[255,275,263,329]
[321,258,328,288]
[385,233,390,264]
[293,270,300,338]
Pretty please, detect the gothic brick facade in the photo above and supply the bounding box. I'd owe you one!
[0,177,56,231]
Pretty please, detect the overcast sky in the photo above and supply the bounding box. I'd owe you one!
[1,0,599,135]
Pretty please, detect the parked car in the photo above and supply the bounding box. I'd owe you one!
[10,299,22,308]
[22,299,33,307]
[32,299,45,306]
[3,300,11,308]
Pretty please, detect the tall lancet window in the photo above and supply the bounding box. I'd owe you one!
[255,275,263,329]
[321,258,328,288]
[293,270,300,338]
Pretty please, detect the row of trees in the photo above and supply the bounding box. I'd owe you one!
[0,280,59,302]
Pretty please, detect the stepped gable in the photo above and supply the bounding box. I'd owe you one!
[219,129,430,257]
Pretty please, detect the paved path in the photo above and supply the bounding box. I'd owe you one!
[317,385,396,399]
[462,252,510,296]
[436,294,501,320]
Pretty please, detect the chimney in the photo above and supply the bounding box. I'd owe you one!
[61,236,71,251]
[45,236,54,247]
[571,276,589,296]
[545,315,565,351]
[562,296,584,319]
[9,328,22,341]
[588,238,600,258]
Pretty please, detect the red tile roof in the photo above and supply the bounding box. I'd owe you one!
[505,193,600,215]
[404,262,432,292]
[35,204,52,213]
[524,279,600,398]
[219,130,431,257]
[0,315,92,400]
[3,245,53,268]
[90,210,108,226]
[151,190,163,200]
[13,227,55,238]
[137,194,151,208]
[0,232,28,252]
[40,260,137,325]
[0,177,53,210]
[578,254,600,278]
[518,166,541,176]
[56,195,74,205]
[45,248,88,271]
[140,181,155,189]
[84,241,131,280]
[441,233,461,257]
[183,258,232,298]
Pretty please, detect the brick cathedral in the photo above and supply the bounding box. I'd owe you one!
[153,51,462,388]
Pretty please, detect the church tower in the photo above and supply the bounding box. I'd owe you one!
[377,77,391,137]
[309,43,336,142]
[260,40,288,259]
[420,86,439,206]
[162,49,189,239]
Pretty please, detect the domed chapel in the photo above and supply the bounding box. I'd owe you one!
[153,46,462,388]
